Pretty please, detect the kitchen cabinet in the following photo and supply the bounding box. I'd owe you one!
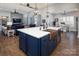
[18,27,61,56]
[41,35,49,56]
[19,31,55,56]
[26,34,40,56]
[19,32,28,53]
[46,29,61,54]
[48,38,56,54]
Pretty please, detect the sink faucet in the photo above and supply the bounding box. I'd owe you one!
[41,19,48,30]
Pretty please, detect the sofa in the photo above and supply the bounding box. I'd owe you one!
[11,23,24,35]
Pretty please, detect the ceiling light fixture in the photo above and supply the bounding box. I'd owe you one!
[20,3,39,15]
[34,3,38,15]
[20,3,37,9]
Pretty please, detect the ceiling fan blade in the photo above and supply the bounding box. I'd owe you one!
[29,6,36,9]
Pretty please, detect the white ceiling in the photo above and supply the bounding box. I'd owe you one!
[0,3,79,14]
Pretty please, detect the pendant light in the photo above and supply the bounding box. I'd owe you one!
[46,3,49,18]
[34,3,38,15]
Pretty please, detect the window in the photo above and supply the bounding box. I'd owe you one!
[59,16,74,27]
[66,16,74,27]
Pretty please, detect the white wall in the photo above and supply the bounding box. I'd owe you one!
[23,12,34,25]
[0,11,11,33]
[23,13,42,26]
[0,11,11,21]
[23,14,28,25]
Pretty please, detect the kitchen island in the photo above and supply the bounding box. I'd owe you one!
[18,27,61,56]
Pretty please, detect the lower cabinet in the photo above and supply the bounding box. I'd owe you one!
[19,32,57,56]
[26,35,40,56]
[19,32,28,53]
[48,39,56,54]
[41,35,49,56]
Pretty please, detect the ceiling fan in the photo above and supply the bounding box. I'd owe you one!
[27,3,36,9]
[20,3,38,9]
[20,3,39,15]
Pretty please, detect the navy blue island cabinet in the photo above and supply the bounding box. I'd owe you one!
[18,32,57,56]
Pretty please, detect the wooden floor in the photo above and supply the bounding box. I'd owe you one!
[0,34,26,56]
[51,32,78,56]
[0,32,78,56]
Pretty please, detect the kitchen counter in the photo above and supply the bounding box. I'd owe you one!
[17,27,61,56]
[17,27,61,39]
[18,27,50,39]
[47,27,61,30]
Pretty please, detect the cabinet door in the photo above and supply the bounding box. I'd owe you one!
[48,39,56,54]
[27,35,40,56]
[19,32,28,53]
[41,34,50,56]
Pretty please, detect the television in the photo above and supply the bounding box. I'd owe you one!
[13,18,22,23]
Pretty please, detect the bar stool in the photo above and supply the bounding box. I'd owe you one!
[7,30,15,37]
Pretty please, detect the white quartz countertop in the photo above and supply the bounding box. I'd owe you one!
[17,27,61,39]
[18,27,50,39]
